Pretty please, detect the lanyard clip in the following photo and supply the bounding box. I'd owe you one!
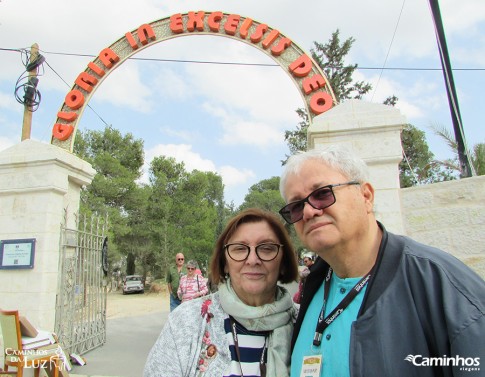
[313,332,322,347]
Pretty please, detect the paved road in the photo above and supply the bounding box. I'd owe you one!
[70,283,297,377]
[71,310,169,377]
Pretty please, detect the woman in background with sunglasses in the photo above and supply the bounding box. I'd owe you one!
[144,208,299,377]
[177,260,209,302]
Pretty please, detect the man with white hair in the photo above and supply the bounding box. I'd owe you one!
[279,145,485,377]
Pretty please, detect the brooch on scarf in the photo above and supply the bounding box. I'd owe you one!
[201,298,214,323]
[197,299,217,375]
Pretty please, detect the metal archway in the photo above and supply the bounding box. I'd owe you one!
[50,11,336,152]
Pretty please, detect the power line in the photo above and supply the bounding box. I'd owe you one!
[43,60,110,127]
[1,47,484,71]
[371,0,407,101]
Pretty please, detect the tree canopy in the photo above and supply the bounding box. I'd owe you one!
[74,127,227,280]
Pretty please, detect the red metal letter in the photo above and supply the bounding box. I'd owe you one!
[170,13,184,34]
[99,48,120,69]
[75,72,98,93]
[262,29,279,49]
[289,55,312,78]
[187,11,205,32]
[224,14,240,36]
[302,74,326,95]
[65,89,85,110]
[250,24,268,43]
[57,112,78,122]
[138,24,156,45]
[208,12,223,32]
[271,37,291,56]
[239,18,253,39]
[52,124,74,141]
[88,62,105,77]
[125,32,138,50]
[310,92,333,115]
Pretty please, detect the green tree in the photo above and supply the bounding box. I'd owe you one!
[283,31,450,191]
[472,143,485,175]
[239,177,285,213]
[311,30,372,101]
[284,30,376,162]
[431,125,485,177]
[400,124,456,187]
[147,156,225,278]
[74,126,145,274]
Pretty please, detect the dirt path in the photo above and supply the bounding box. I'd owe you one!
[106,290,169,319]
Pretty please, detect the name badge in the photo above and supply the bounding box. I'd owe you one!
[300,355,322,377]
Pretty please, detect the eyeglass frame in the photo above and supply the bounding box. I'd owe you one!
[279,181,360,224]
[224,243,283,262]
[177,258,185,261]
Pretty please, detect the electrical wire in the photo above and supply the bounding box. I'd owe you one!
[43,60,110,127]
[1,47,484,71]
[13,48,45,112]
[371,0,407,101]
[402,147,420,185]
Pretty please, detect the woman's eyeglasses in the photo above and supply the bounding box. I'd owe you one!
[279,181,360,224]
[187,267,195,271]
[224,243,282,262]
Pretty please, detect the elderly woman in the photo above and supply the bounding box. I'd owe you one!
[178,260,209,302]
[144,208,299,377]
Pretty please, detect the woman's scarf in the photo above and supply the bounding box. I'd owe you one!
[218,278,296,377]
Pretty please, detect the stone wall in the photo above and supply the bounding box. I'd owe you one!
[401,175,485,279]
[0,140,95,330]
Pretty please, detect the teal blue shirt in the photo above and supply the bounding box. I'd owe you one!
[291,274,367,377]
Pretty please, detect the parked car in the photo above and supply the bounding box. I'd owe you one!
[122,275,144,295]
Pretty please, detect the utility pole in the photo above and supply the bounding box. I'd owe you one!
[428,0,475,177]
[21,43,40,141]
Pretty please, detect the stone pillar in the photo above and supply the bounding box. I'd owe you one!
[0,140,95,331]
[308,100,406,234]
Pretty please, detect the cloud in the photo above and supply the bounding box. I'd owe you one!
[145,143,216,172]
[219,165,256,186]
[91,63,153,113]
[202,102,285,147]
[0,91,20,111]
[158,125,196,142]
[140,143,255,192]
[152,66,193,101]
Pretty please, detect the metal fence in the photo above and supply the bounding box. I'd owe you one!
[55,211,108,355]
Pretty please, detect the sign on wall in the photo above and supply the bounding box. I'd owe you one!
[0,238,36,269]
[50,11,336,152]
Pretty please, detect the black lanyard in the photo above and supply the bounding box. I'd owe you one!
[230,316,268,377]
[313,268,372,347]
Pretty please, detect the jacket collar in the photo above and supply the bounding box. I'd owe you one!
[291,222,404,349]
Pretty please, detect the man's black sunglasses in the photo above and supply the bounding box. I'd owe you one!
[279,181,360,224]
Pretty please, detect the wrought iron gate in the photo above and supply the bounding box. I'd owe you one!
[55,210,108,355]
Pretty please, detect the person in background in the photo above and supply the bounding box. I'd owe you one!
[166,252,186,312]
[293,255,314,304]
[279,145,485,377]
[178,260,209,302]
[144,208,299,377]
[302,256,314,270]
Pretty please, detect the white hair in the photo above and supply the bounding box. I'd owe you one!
[280,145,370,200]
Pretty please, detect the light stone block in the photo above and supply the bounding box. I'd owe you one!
[0,140,95,331]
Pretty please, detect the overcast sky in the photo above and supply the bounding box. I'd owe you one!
[1,0,484,205]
